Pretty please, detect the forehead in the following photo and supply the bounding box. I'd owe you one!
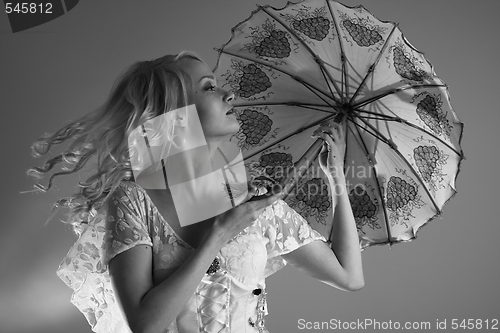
[178,58,213,83]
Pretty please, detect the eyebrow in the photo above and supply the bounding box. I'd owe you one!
[198,75,215,83]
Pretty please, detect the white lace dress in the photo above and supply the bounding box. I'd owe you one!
[57,181,326,332]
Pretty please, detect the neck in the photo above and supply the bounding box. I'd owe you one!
[206,138,232,171]
[206,141,219,164]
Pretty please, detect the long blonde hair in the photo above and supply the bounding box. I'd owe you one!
[28,51,202,233]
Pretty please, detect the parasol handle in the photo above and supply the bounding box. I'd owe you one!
[278,115,347,200]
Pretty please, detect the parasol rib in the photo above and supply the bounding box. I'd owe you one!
[216,48,338,106]
[350,121,393,244]
[354,108,396,118]
[259,4,343,102]
[234,101,339,114]
[354,108,464,157]
[353,84,447,109]
[243,114,335,161]
[237,104,338,115]
[299,78,341,109]
[398,119,464,157]
[326,0,348,101]
[349,24,398,105]
[348,117,392,146]
[319,65,340,107]
[355,116,441,213]
[297,104,337,114]
[356,115,401,122]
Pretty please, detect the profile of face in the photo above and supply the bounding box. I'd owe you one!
[178,58,239,142]
[129,57,248,226]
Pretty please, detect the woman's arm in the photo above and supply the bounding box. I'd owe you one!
[110,230,221,333]
[281,121,364,291]
[281,173,364,291]
[109,187,282,333]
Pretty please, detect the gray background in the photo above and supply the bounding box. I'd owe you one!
[1,0,499,332]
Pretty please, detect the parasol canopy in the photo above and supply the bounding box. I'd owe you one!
[213,0,464,249]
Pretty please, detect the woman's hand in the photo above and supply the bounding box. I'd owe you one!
[312,120,346,179]
[212,183,282,243]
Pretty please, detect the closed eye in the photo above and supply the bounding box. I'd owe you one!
[202,82,217,92]
[200,75,217,92]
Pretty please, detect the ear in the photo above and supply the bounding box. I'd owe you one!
[175,115,187,128]
[173,107,188,128]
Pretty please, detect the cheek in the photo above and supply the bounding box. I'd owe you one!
[196,100,218,119]
[195,107,218,133]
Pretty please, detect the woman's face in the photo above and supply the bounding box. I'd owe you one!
[179,58,239,141]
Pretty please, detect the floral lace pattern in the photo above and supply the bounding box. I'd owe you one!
[57,181,326,332]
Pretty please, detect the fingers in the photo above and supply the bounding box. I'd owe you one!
[318,123,342,141]
[313,129,336,148]
[249,184,283,208]
[319,141,329,155]
[242,183,258,203]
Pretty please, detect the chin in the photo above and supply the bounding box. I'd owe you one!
[223,128,239,141]
[210,128,239,142]
[226,119,240,135]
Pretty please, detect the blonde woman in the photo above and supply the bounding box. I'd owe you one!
[30,51,363,333]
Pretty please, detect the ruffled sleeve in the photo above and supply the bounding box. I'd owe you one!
[56,183,152,333]
[263,199,327,278]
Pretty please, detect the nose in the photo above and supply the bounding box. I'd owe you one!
[223,89,234,103]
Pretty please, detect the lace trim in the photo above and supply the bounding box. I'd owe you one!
[196,271,230,333]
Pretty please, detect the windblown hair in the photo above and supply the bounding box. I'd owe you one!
[28,51,202,234]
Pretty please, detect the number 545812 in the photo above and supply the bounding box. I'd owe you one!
[5,3,53,14]
[451,319,498,330]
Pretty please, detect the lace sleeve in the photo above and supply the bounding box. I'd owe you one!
[56,183,152,333]
[263,199,327,278]
[103,188,153,264]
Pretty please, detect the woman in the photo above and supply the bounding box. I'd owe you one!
[30,51,364,333]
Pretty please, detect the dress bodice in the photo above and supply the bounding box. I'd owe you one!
[57,181,326,332]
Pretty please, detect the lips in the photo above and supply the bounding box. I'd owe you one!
[226,108,235,115]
